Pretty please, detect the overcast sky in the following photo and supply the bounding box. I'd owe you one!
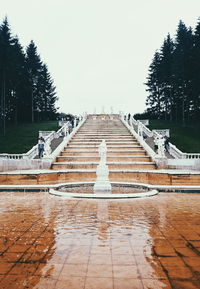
[1,0,200,115]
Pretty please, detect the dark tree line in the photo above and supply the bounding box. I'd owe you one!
[145,19,200,124]
[0,17,58,135]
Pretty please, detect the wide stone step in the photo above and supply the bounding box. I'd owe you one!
[170,175,200,185]
[60,150,147,156]
[78,131,129,134]
[56,155,152,162]
[57,156,100,162]
[77,130,129,132]
[64,147,144,152]
[78,129,128,131]
[76,131,130,133]
[1,170,200,185]
[69,141,139,145]
[70,136,136,144]
[66,144,142,149]
[51,162,156,170]
[74,136,134,140]
[78,132,129,134]
[74,135,131,142]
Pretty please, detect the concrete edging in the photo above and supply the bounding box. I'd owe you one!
[0,181,200,193]
[48,188,158,199]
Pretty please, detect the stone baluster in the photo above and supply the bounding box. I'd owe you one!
[130,115,134,127]
[138,122,144,140]
[73,117,77,128]
[44,139,52,157]
[64,124,69,137]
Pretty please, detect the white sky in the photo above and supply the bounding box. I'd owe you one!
[1,0,200,115]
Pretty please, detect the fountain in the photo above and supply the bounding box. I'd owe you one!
[49,140,158,198]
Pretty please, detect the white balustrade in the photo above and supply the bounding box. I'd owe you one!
[58,120,68,127]
[39,131,54,138]
[139,121,153,137]
[0,154,25,159]
[138,122,144,140]
[25,145,38,159]
[186,154,200,159]
[73,117,77,128]
[131,116,138,126]
[0,116,82,160]
[122,114,200,160]
[168,143,184,159]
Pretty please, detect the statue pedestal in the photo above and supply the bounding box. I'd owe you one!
[93,163,112,194]
[154,157,168,169]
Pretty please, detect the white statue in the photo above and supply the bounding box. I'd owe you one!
[155,135,165,157]
[93,140,112,193]
[98,139,107,163]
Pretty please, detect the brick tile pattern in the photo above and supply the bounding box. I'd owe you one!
[0,192,200,288]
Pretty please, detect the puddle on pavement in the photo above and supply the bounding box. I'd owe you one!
[0,191,200,289]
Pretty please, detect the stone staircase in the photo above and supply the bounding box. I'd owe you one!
[51,117,156,173]
[1,115,200,186]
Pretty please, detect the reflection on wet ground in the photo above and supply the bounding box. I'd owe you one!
[0,192,200,289]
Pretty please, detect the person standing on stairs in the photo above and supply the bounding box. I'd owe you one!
[38,137,45,158]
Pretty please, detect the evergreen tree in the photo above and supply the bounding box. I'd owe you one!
[0,17,14,134]
[9,36,29,123]
[145,19,199,124]
[173,21,194,124]
[159,34,174,121]
[0,17,58,131]
[36,64,57,121]
[192,19,200,120]
[145,51,163,118]
[26,40,42,122]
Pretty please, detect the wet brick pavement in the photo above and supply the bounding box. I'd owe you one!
[0,192,200,288]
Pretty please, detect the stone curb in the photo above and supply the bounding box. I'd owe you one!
[48,188,159,199]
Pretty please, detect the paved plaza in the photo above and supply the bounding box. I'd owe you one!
[0,192,200,288]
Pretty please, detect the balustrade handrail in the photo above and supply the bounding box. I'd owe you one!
[0,117,82,160]
[122,113,200,159]
[186,153,200,159]
[55,123,69,138]
[0,153,26,159]
[138,120,153,137]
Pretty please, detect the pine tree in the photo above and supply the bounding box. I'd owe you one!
[0,17,13,134]
[192,19,200,120]
[145,20,197,124]
[159,34,174,121]
[145,51,163,118]
[0,17,58,130]
[36,64,57,121]
[26,40,42,122]
[172,20,194,124]
[9,36,29,123]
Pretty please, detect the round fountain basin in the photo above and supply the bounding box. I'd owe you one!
[49,183,158,199]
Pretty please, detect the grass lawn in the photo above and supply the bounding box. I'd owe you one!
[149,120,200,153]
[0,121,58,154]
